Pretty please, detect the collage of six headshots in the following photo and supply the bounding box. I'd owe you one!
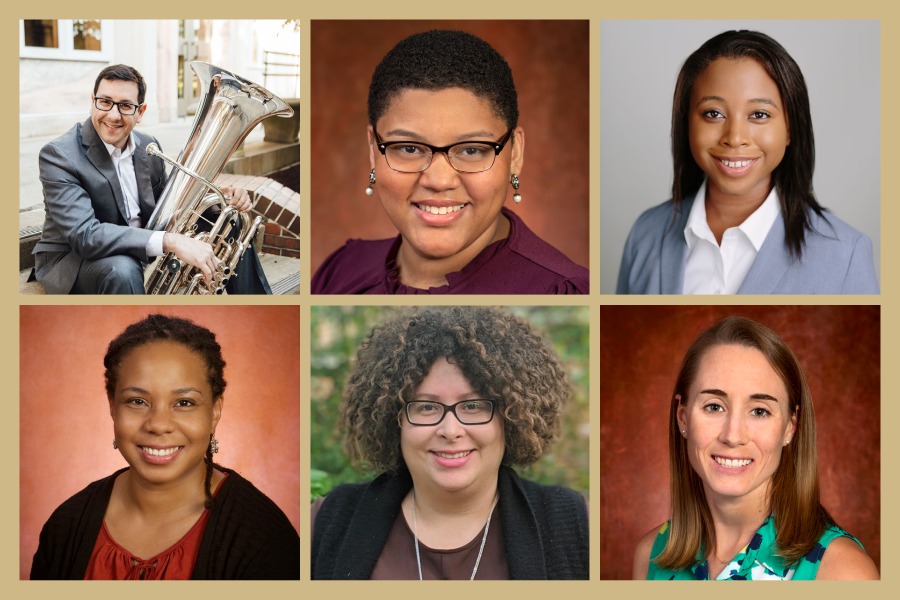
[18,17,880,583]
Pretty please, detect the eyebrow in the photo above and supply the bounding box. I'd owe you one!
[695,95,780,109]
[119,386,203,395]
[381,128,499,142]
[699,388,780,402]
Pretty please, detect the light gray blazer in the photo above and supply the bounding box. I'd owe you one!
[616,196,879,294]
[33,119,166,294]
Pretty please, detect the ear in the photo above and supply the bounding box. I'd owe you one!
[136,102,147,122]
[367,125,377,171]
[211,396,224,433]
[675,394,687,435]
[510,126,525,175]
[785,408,798,445]
[108,397,116,419]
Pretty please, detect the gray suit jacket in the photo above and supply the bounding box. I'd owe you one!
[34,119,166,294]
[617,196,879,294]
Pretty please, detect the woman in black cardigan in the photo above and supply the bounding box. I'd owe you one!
[311,307,588,579]
[31,314,299,579]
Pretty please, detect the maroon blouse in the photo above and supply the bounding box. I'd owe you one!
[312,208,588,294]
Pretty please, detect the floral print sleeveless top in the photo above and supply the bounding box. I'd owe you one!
[647,515,862,580]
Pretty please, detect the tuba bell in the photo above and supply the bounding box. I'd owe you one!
[144,61,294,294]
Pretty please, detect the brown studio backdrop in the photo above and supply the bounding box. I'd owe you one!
[599,305,880,579]
[310,20,590,275]
[19,305,301,580]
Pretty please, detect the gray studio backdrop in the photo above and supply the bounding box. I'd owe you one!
[600,20,880,294]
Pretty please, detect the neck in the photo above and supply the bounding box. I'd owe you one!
[704,182,770,244]
[704,484,770,567]
[117,465,209,518]
[396,212,510,289]
[402,473,500,549]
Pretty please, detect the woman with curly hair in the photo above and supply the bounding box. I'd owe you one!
[633,316,877,579]
[30,314,299,580]
[311,307,588,579]
[311,29,588,294]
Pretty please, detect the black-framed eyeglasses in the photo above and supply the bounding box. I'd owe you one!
[405,399,496,426]
[374,128,513,173]
[93,97,142,116]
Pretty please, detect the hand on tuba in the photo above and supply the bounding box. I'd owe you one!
[162,232,220,285]
[222,187,252,213]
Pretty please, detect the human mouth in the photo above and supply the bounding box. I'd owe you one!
[414,203,466,215]
[433,450,473,459]
[431,449,474,467]
[141,446,182,457]
[138,446,184,464]
[713,455,753,468]
[714,157,758,176]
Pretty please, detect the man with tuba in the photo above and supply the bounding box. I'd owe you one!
[32,64,270,294]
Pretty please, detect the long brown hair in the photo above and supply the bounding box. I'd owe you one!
[655,315,832,569]
[671,31,824,259]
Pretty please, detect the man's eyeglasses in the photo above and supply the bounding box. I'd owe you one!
[93,97,142,116]
[375,128,513,174]
[405,399,496,426]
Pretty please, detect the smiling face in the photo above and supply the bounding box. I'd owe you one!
[677,344,796,509]
[369,87,524,268]
[91,78,146,150]
[400,357,505,496]
[109,341,222,489]
[688,58,789,207]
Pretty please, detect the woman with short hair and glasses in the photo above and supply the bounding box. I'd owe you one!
[311,307,588,579]
[311,29,589,294]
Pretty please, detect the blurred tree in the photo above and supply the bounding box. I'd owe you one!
[310,306,589,500]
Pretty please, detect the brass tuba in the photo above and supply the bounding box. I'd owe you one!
[144,61,294,294]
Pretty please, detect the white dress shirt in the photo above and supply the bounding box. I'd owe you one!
[682,179,780,294]
[102,134,164,257]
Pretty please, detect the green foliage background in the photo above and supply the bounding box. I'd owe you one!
[310,306,589,500]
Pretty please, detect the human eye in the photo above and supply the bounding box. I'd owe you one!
[175,398,197,408]
[389,143,427,156]
[119,102,138,114]
[749,110,770,121]
[124,397,148,408]
[452,143,492,162]
[750,406,771,417]
[701,109,724,120]
[459,399,491,413]
[96,98,114,110]
[703,402,724,413]
[410,401,440,415]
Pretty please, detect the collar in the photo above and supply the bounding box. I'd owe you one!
[101,132,136,159]
[684,179,781,251]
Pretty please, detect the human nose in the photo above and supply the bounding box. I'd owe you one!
[436,407,466,438]
[419,150,460,190]
[719,411,747,446]
[143,405,175,434]
[721,118,749,147]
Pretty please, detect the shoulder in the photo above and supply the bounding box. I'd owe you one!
[633,523,666,580]
[40,123,83,162]
[312,238,395,294]
[794,209,878,293]
[501,210,589,293]
[631,199,679,231]
[215,469,296,532]
[42,471,118,526]
[816,533,879,580]
[808,210,871,246]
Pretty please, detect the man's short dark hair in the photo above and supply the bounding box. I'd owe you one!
[368,30,518,130]
[94,64,147,105]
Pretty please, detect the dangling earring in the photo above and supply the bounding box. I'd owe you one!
[210,435,219,454]
[510,173,522,203]
[365,169,376,196]
[112,439,118,450]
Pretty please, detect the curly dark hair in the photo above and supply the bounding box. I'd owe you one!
[103,313,226,508]
[367,29,519,130]
[342,307,569,472]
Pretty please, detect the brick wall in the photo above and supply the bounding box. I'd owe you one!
[215,173,300,258]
